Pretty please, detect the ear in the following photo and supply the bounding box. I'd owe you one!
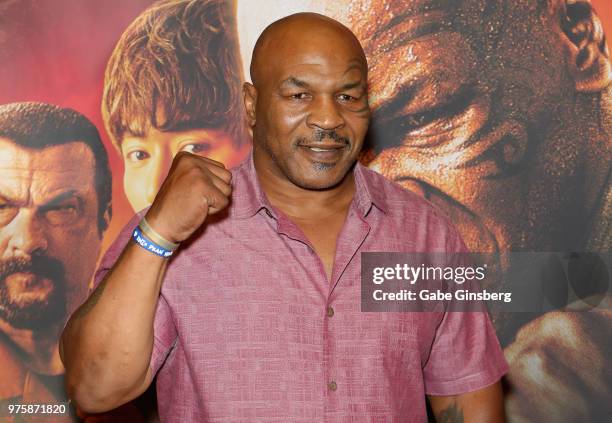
[99,206,111,235]
[561,0,612,92]
[242,82,258,127]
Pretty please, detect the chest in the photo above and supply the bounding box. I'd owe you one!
[164,256,439,367]
[157,214,445,417]
[292,214,347,281]
[164,221,440,358]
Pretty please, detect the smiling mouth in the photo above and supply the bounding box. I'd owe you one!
[303,145,345,152]
[299,143,348,161]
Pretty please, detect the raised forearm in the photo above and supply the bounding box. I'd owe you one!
[60,240,167,412]
[61,153,232,412]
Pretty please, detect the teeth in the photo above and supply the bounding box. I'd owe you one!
[309,147,332,152]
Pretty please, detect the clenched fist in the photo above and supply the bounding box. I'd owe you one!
[143,152,232,243]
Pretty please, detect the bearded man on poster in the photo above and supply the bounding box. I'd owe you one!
[0,103,114,421]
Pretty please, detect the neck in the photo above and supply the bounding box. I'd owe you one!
[253,151,356,220]
[0,319,65,375]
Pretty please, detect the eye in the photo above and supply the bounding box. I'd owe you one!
[378,85,476,134]
[126,150,150,162]
[403,112,431,130]
[290,92,310,100]
[0,203,18,226]
[42,201,79,226]
[338,94,357,102]
[180,143,211,155]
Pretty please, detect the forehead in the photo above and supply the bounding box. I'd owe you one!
[266,32,365,86]
[0,137,97,202]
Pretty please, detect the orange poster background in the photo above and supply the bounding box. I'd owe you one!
[0,1,609,422]
[595,0,612,34]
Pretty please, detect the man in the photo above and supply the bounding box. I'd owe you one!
[61,13,507,421]
[0,102,111,419]
[102,0,250,214]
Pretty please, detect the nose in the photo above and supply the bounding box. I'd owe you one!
[306,95,345,131]
[6,208,48,257]
[145,153,172,205]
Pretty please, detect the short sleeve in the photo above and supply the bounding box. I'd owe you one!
[422,230,509,396]
[422,310,508,396]
[92,211,178,377]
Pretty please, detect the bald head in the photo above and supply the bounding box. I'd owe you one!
[242,12,371,192]
[250,12,367,86]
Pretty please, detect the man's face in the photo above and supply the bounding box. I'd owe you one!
[0,138,101,330]
[307,0,593,253]
[249,24,370,190]
[121,127,242,212]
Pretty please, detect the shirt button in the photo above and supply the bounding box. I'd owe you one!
[326,306,334,317]
[328,381,337,392]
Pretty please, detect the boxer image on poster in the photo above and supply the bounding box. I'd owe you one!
[236,1,612,421]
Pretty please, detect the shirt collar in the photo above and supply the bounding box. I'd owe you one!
[228,151,274,219]
[229,151,388,219]
[352,160,389,216]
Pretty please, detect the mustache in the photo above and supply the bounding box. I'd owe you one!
[297,129,350,145]
[0,255,66,283]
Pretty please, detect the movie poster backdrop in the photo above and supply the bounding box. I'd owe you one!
[0,0,610,421]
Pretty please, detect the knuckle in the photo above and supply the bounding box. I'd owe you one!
[174,150,193,164]
[203,163,220,174]
[202,194,213,206]
[191,176,210,193]
[186,165,205,180]
[207,157,226,168]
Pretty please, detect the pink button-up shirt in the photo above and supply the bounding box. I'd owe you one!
[94,154,508,422]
